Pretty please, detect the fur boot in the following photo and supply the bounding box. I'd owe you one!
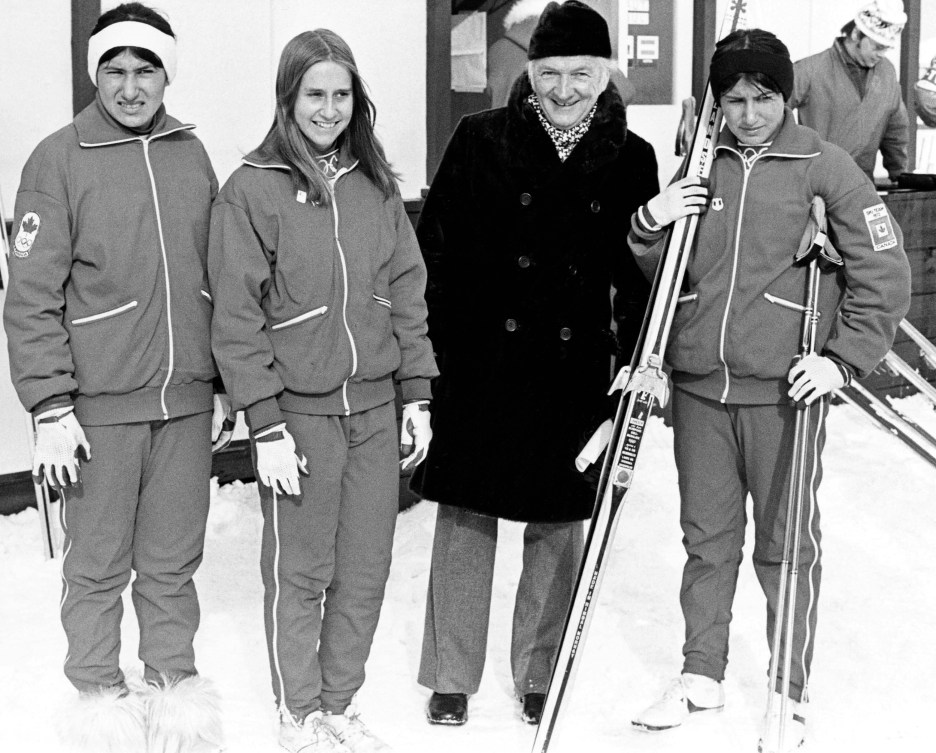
[59,684,148,753]
[145,674,224,753]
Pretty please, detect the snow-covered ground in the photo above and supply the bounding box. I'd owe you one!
[2,397,935,753]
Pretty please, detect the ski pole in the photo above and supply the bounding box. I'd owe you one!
[765,243,825,751]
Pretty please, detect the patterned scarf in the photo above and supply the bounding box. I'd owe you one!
[527,94,597,162]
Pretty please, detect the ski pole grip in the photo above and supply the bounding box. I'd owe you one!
[576,419,613,472]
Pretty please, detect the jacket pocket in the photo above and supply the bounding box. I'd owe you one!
[763,292,807,313]
[271,305,329,331]
[70,300,138,326]
[667,291,705,369]
[372,294,392,309]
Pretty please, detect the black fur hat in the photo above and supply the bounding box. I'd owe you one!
[527,1,612,60]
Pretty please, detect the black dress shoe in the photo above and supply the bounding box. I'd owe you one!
[521,692,546,725]
[427,692,468,725]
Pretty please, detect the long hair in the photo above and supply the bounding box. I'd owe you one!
[254,29,399,204]
[710,28,791,100]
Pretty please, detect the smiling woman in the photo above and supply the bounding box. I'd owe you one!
[293,61,353,153]
[207,27,438,753]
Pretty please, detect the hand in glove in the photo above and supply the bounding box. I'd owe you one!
[211,393,235,454]
[254,423,309,496]
[400,401,432,472]
[32,407,91,489]
[787,354,846,406]
[645,176,710,227]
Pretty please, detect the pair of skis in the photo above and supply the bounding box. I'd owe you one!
[531,3,750,751]
[835,319,936,468]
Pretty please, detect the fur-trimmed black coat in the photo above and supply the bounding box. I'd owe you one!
[410,75,659,523]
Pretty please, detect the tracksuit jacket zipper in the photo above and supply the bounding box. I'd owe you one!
[245,160,361,416]
[712,146,817,403]
[80,125,196,419]
[327,167,359,416]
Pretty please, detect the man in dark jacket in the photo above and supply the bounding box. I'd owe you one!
[411,0,659,727]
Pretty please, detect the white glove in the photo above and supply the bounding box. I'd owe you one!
[400,401,432,471]
[211,393,235,454]
[32,407,91,489]
[646,176,710,227]
[254,423,308,496]
[787,354,846,406]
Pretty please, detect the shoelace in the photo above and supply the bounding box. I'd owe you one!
[660,677,688,702]
[338,713,371,743]
[300,716,341,747]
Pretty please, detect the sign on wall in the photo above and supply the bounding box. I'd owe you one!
[626,0,674,105]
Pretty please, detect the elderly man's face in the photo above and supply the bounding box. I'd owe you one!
[529,55,610,130]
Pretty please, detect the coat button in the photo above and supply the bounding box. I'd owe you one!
[590,200,601,213]
[518,255,531,268]
[505,318,518,332]
[559,327,572,340]
[520,192,532,206]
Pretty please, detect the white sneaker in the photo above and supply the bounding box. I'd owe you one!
[322,703,392,753]
[632,673,725,731]
[758,694,806,753]
[279,710,350,753]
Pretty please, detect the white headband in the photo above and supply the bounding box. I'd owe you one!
[87,20,177,85]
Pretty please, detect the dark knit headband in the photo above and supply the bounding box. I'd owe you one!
[710,50,794,100]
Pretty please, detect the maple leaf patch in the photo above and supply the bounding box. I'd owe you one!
[14,212,41,257]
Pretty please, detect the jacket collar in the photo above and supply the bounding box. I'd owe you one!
[504,72,629,175]
[242,142,359,180]
[242,148,291,172]
[75,95,193,147]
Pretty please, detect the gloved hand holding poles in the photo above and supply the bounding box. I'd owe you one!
[400,401,432,471]
[32,406,91,489]
[788,354,848,406]
[645,176,710,227]
[254,422,309,496]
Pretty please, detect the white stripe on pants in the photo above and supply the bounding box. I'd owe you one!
[672,389,824,702]
[259,402,399,719]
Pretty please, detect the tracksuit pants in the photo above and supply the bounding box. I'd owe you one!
[59,411,212,692]
[672,388,825,702]
[418,503,584,698]
[257,402,399,720]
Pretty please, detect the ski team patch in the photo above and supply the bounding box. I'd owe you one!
[862,204,897,251]
[13,212,41,257]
